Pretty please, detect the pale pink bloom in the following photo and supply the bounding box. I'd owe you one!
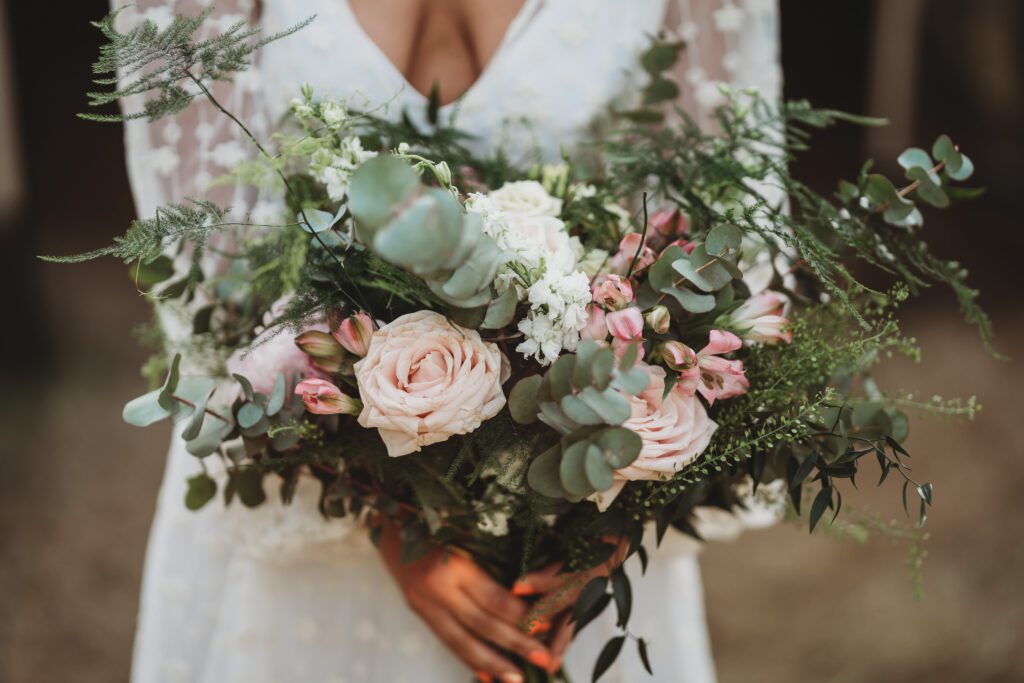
[580,304,609,342]
[729,291,792,344]
[663,238,696,255]
[591,363,717,511]
[647,208,688,250]
[591,274,634,310]
[609,232,656,275]
[332,312,377,357]
[612,338,645,363]
[226,326,327,395]
[676,330,749,404]
[645,305,671,334]
[353,311,506,457]
[605,307,644,342]
[294,378,361,415]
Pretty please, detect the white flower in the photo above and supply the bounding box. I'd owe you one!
[320,98,349,127]
[516,312,563,366]
[517,271,591,365]
[487,180,563,217]
[310,136,377,202]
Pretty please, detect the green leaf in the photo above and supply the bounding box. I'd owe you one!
[158,353,182,410]
[572,342,599,389]
[548,354,576,400]
[611,567,632,627]
[897,147,934,174]
[266,373,286,416]
[946,153,974,181]
[590,346,616,391]
[917,482,934,506]
[583,444,615,491]
[906,167,950,208]
[594,428,642,469]
[704,224,743,257]
[181,385,215,440]
[233,373,255,402]
[184,414,232,458]
[662,286,716,313]
[237,402,265,429]
[643,77,680,105]
[593,636,626,683]
[348,155,421,235]
[616,108,664,124]
[230,467,266,507]
[809,486,831,533]
[640,41,684,74]
[560,440,595,498]
[527,445,566,498]
[184,473,217,511]
[123,390,172,427]
[480,287,517,329]
[298,208,336,234]
[573,593,611,635]
[932,134,964,175]
[572,576,610,623]
[561,394,605,426]
[508,376,543,424]
[133,255,174,289]
[637,638,653,675]
[578,386,632,425]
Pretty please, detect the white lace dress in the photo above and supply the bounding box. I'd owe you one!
[116,2,782,681]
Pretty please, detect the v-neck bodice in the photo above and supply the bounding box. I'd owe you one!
[258,0,669,162]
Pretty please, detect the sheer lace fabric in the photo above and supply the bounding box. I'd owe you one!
[114,1,781,681]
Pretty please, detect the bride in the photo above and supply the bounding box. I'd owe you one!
[117,1,782,681]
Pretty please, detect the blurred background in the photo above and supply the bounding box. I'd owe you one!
[1,1,1021,681]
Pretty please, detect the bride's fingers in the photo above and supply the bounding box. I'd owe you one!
[429,607,524,683]
[454,592,552,667]
[460,567,529,624]
[548,612,575,673]
[511,562,565,599]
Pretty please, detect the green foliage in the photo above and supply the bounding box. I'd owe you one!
[81,6,313,122]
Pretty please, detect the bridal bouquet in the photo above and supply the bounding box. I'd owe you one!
[53,9,989,681]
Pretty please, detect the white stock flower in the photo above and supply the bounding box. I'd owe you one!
[311,136,377,202]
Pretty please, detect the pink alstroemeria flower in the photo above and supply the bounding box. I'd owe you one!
[294,378,361,415]
[592,274,634,311]
[646,208,688,250]
[676,330,750,405]
[580,304,609,342]
[729,291,793,345]
[605,307,644,342]
[609,232,657,275]
[332,312,377,357]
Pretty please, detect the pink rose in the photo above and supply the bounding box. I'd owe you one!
[592,364,717,510]
[677,330,750,404]
[605,307,644,342]
[729,291,792,344]
[295,378,361,415]
[353,311,507,457]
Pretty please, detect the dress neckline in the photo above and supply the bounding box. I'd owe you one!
[338,0,543,112]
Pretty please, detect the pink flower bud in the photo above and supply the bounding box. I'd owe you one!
[332,312,377,357]
[591,274,634,310]
[647,209,688,250]
[657,341,697,372]
[294,378,361,415]
[605,307,644,342]
[664,238,696,255]
[294,330,344,359]
[645,305,671,334]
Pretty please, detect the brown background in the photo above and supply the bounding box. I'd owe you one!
[1,1,1022,681]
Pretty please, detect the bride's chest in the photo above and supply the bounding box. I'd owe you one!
[257,0,668,159]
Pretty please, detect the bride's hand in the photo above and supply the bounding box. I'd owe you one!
[512,538,631,674]
[378,521,551,683]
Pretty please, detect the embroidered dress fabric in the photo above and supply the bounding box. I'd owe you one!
[114,2,782,681]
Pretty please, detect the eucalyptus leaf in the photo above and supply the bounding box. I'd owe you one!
[560,440,595,498]
[123,390,172,427]
[480,287,517,329]
[348,155,421,235]
[704,224,743,257]
[578,387,632,425]
[527,445,565,498]
[298,208,336,234]
[508,375,543,424]
[266,373,287,416]
[583,444,615,491]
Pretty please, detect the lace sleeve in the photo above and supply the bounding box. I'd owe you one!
[662,0,782,128]
[111,0,265,220]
